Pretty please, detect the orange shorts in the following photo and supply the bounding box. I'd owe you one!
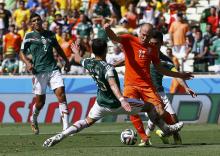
[123,85,163,106]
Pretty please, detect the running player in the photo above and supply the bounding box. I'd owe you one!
[43,39,183,147]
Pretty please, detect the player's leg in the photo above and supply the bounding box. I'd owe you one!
[124,86,151,145]
[54,86,69,131]
[43,117,97,147]
[162,92,182,144]
[30,74,48,134]
[30,94,45,135]
[50,70,69,131]
[43,101,104,147]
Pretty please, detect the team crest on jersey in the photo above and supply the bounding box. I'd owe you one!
[42,38,47,45]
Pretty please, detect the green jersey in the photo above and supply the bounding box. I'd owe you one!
[21,30,59,74]
[210,38,220,64]
[81,58,121,108]
[150,52,174,92]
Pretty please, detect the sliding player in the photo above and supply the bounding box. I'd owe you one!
[43,39,183,147]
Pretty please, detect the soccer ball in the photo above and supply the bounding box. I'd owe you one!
[120,129,137,145]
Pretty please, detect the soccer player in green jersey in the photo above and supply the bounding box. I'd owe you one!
[43,39,184,147]
[145,30,197,144]
[19,13,71,135]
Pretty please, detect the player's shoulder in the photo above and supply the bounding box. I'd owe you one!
[120,33,136,40]
[43,30,55,36]
[24,31,36,39]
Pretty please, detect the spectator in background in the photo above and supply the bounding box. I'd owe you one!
[18,21,30,39]
[76,14,92,39]
[209,27,220,72]
[192,29,209,72]
[60,31,74,62]
[55,25,63,45]
[2,47,19,75]
[156,16,168,35]
[42,20,49,30]
[3,24,22,55]
[26,0,39,12]
[106,43,125,74]
[4,0,18,11]
[203,23,214,43]
[207,6,219,33]
[169,11,189,62]
[13,0,31,28]
[92,18,108,41]
[203,23,215,65]
[124,2,137,29]
[49,11,64,32]
[0,52,3,74]
[90,0,113,18]
[0,1,12,39]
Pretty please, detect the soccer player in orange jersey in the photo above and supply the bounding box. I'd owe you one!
[104,23,193,146]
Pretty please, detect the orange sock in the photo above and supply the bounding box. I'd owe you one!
[164,112,176,125]
[130,115,149,141]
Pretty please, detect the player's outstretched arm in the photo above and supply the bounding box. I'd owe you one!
[155,64,194,80]
[108,77,131,112]
[70,42,83,64]
[104,23,121,43]
[175,78,197,98]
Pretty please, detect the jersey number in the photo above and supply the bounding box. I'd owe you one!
[92,75,107,91]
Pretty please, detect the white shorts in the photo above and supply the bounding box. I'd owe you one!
[159,92,175,114]
[32,70,64,95]
[88,98,145,120]
[172,45,186,59]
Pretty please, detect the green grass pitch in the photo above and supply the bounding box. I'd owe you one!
[0,123,220,156]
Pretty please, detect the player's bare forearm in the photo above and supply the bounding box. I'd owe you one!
[19,51,31,65]
[104,23,121,43]
[176,78,197,97]
[108,77,123,100]
[176,78,189,89]
[108,77,131,112]
[155,64,194,80]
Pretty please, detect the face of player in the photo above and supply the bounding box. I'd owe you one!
[31,16,43,32]
[150,38,162,50]
[139,25,152,45]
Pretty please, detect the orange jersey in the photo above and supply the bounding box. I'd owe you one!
[3,32,22,53]
[120,34,160,87]
[61,40,73,58]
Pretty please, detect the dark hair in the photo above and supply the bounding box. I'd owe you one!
[30,13,41,21]
[151,29,163,43]
[92,39,107,56]
[196,29,202,34]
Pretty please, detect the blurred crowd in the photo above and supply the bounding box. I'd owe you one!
[0,0,220,75]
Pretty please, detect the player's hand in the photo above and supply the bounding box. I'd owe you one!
[26,62,33,73]
[103,23,111,30]
[185,88,197,98]
[179,72,194,80]
[64,61,71,73]
[71,42,80,54]
[120,98,131,112]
